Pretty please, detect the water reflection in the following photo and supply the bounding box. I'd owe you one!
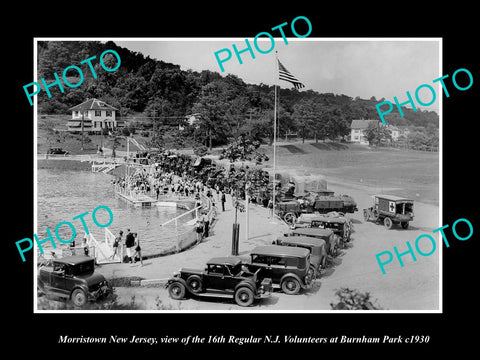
[37,169,190,256]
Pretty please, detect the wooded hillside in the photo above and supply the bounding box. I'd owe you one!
[37,41,439,148]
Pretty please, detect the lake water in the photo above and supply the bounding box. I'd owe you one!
[36,168,192,257]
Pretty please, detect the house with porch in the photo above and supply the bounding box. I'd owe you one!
[67,98,124,133]
[350,119,380,144]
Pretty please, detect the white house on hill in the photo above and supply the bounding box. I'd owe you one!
[350,119,380,144]
[67,98,124,133]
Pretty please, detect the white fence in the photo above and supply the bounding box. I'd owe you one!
[36,228,122,265]
[38,153,128,163]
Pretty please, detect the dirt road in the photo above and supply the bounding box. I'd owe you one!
[110,179,440,311]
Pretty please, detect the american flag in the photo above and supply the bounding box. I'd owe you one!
[278,60,305,89]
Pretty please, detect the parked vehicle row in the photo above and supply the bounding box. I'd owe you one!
[166,244,316,306]
[38,194,414,308]
[165,208,364,307]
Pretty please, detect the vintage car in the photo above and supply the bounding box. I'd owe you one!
[293,213,352,246]
[304,190,358,214]
[47,147,69,155]
[289,227,339,256]
[245,245,313,295]
[275,191,358,225]
[363,194,414,229]
[166,256,273,307]
[273,235,328,278]
[275,200,305,225]
[37,255,112,307]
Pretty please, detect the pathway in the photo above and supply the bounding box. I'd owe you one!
[95,194,289,282]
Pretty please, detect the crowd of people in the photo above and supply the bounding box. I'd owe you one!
[111,150,262,210]
[110,151,240,260]
[108,150,286,264]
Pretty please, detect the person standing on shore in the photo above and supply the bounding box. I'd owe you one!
[69,237,76,256]
[202,211,210,238]
[221,191,226,212]
[195,219,203,243]
[81,234,89,256]
[133,232,143,266]
[125,229,135,263]
[110,230,123,260]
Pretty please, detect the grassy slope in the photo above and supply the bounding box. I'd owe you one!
[260,141,439,205]
[36,116,439,205]
[37,115,147,154]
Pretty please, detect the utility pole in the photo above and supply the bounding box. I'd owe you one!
[81,111,85,151]
[245,176,250,242]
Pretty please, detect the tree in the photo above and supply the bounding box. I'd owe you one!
[219,134,268,163]
[191,81,232,150]
[364,122,381,146]
[146,125,166,150]
[107,129,123,158]
[364,122,392,146]
[292,98,318,143]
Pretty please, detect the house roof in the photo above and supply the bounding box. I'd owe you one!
[69,98,118,112]
[351,119,379,129]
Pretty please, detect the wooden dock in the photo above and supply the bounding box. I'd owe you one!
[115,190,159,207]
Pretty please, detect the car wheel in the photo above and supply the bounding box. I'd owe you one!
[281,277,301,295]
[401,221,409,229]
[186,275,203,294]
[307,266,316,280]
[71,288,87,307]
[168,282,186,300]
[234,287,254,307]
[384,217,393,230]
[284,212,296,225]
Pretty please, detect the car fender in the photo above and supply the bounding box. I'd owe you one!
[280,272,305,287]
[70,284,89,298]
[234,279,256,293]
[166,277,187,289]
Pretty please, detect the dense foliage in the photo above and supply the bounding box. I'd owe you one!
[37,41,439,149]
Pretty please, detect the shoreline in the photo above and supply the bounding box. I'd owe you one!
[37,159,93,171]
[37,154,440,310]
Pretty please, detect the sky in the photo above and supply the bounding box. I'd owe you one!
[114,38,441,113]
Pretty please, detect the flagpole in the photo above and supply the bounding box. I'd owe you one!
[272,51,278,218]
